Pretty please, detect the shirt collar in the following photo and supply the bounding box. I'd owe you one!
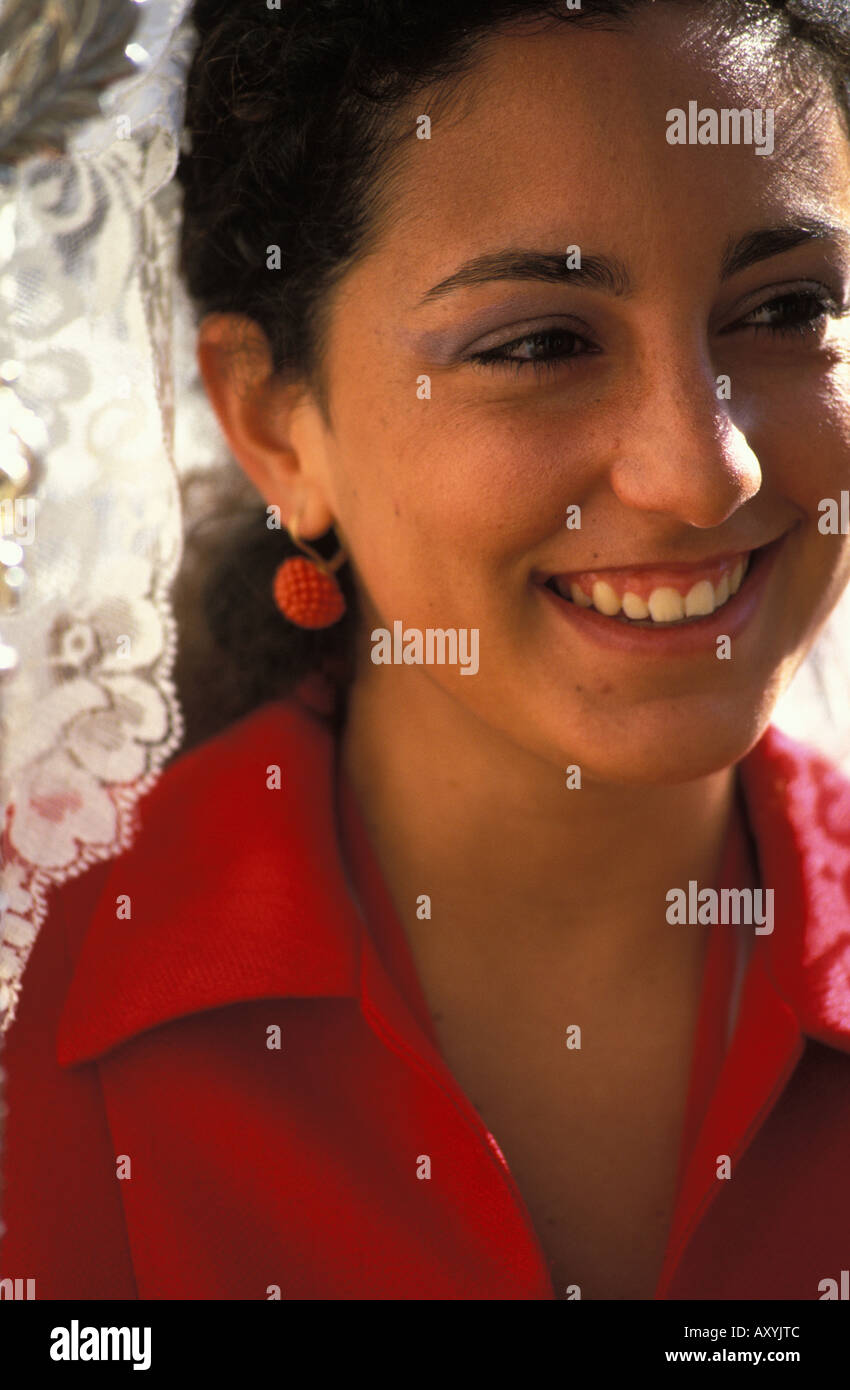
[57,698,361,1065]
[737,724,850,1050]
[57,701,850,1065]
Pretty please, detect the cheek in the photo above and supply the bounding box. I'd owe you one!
[748,369,850,624]
[751,366,850,504]
[329,390,585,607]
[806,379,850,595]
[811,373,850,490]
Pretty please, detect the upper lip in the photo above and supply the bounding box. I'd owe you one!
[543,533,785,582]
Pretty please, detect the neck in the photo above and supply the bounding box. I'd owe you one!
[339,667,739,971]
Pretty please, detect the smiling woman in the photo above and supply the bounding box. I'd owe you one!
[4,0,850,1310]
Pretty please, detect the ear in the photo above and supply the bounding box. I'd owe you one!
[196,312,335,538]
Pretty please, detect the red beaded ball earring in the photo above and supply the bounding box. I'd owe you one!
[272,515,347,629]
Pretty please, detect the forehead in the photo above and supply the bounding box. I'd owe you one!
[359,6,850,295]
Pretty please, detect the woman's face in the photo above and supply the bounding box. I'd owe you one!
[295,3,850,784]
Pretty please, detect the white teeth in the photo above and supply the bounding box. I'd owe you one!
[622,591,650,620]
[648,587,684,623]
[591,580,621,616]
[729,558,745,595]
[553,552,751,622]
[684,579,716,618]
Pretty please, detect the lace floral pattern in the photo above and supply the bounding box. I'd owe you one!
[0,0,201,1030]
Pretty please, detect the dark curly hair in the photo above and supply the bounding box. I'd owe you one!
[174,0,850,743]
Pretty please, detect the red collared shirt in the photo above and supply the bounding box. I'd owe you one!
[2,696,850,1299]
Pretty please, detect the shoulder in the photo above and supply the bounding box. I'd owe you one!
[741,723,850,905]
[51,695,361,1065]
[740,725,850,1048]
[134,693,332,828]
[743,722,850,827]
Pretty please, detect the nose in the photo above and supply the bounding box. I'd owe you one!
[608,344,763,528]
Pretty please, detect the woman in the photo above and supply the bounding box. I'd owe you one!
[3,0,850,1301]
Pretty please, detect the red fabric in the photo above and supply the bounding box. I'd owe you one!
[336,765,439,1048]
[674,793,750,1182]
[2,695,850,1300]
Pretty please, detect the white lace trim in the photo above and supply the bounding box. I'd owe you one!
[0,0,206,1030]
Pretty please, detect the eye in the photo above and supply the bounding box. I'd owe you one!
[467,327,598,374]
[733,288,845,338]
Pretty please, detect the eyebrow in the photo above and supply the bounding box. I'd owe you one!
[416,220,849,307]
[417,250,632,305]
[719,220,848,278]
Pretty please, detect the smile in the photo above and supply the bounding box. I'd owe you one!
[537,533,788,657]
[544,551,752,627]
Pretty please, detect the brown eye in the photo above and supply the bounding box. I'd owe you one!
[739,290,841,336]
[469,328,597,373]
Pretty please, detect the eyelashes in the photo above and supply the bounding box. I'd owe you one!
[733,289,844,336]
[469,327,592,375]
[466,289,847,376]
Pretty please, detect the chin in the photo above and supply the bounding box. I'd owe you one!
[549,697,777,788]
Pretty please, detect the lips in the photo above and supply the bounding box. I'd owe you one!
[538,533,788,655]
[545,550,754,626]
